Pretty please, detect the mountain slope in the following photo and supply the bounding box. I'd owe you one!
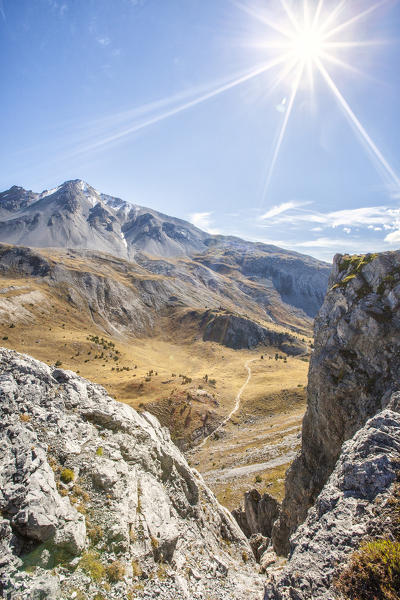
[0,179,330,326]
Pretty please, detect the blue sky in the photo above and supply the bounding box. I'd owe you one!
[1,0,400,261]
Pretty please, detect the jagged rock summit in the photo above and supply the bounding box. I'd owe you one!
[0,348,263,599]
[0,179,209,259]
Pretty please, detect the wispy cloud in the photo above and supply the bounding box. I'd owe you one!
[260,203,400,230]
[384,229,400,243]
[259,200,311,220]
[295,237,364,249]
[97,37,111,47]
[46,0,68,17]
[0,0,6,20]
[189,212,220,234]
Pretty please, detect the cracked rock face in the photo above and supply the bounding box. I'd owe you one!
[0,348,263,600]
[264,407,400,599]
[272,251,400,555]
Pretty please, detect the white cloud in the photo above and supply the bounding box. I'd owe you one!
[384,230,400,243]
[276,97,287,113]
[295,237,356,249]
[189,212,220,235]
[343,227,351,234]
[47,0,68,16]
[259,200,311,220]
[97,37,111,46]
[264,203,400,231]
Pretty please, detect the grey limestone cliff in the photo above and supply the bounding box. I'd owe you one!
[264,404,400,599]
[272,251,400,555]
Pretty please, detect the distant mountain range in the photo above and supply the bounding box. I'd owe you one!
[0,179,331,343]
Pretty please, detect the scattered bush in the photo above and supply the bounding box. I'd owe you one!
[335,539,400,600]
[132,559,142,578]
[87,523,103,545]
[156,562,168,580]
[79,551,105,582]
[105,560,125,583]
[60,468,74,484]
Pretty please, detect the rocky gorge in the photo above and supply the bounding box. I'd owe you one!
[2,250,400,599]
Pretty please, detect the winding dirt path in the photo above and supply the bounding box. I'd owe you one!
[198,358,256,448]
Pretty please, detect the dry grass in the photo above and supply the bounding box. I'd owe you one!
[335,540,400,600]
[0,271,309,511]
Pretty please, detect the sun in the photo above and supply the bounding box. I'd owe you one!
[290,27,324,63]
[75,0,399,199]
[236,0,400,197]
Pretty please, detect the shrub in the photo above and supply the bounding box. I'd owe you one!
[87,523,103,545]
[105,560,125,583]
[60,468,74,484]
[255,474,262,484]
[19,413,31,422]
[54,360,62,367]
[150,535,159,549]
[79,551,105,582]
[96,447,103,457]
[335,539,400,600]
[132,559,142,577]
[156,563,168,580]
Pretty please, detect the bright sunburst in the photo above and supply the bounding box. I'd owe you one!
[290,27,324,62]
[73,0,399,200]
[239,0,400,198]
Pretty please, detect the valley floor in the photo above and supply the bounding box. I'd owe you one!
[0,275,309,510]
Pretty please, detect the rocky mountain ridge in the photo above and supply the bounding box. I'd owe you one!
[0,244,307,353]
[0,179,330,329]
[0,348,263,599]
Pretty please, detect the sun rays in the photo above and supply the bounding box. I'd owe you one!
[234,0,400,199]
[69,1,399,201]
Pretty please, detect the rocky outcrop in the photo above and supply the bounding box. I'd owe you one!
[232,490,280,540]
[202,312,307,354]
[0,348,263,599]
[272,251,400,555]
[264,406,400,599]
